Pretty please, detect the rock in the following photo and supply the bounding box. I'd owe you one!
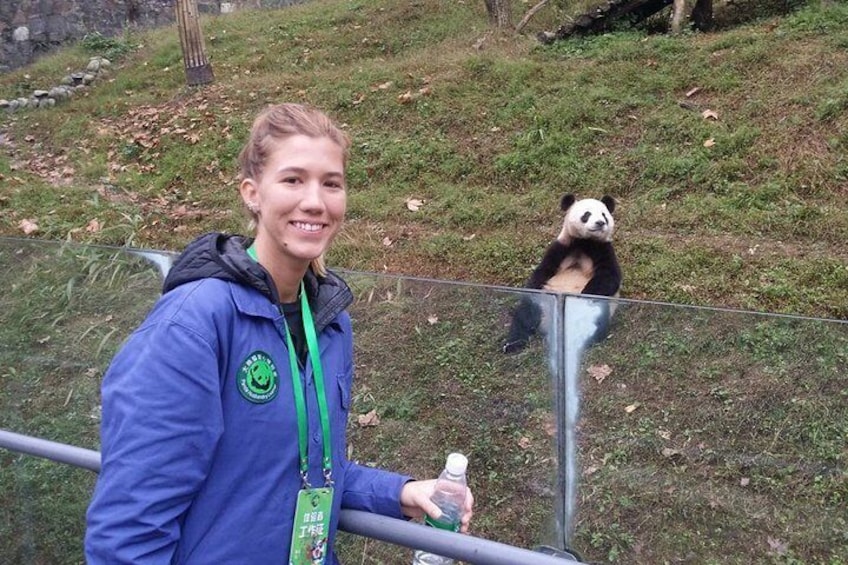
[48,86,66,99]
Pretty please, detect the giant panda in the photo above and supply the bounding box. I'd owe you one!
[502,193,622,354]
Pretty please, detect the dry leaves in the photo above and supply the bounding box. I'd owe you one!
[702,109,719,120]
[19,219,39,234]
[427,315,439,325]
[405,198,425,212]
[357,409,380,427]
[517,436,532,449]
[397,86,432,105]
[704,138,716,147]
[543,414,556,437]
[587,364,612,383]
[624,402,640,413]
[766,537,789,556]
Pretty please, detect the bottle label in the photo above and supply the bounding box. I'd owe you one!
[424,515,460,532]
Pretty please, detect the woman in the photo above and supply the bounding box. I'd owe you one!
[85,103,473,564]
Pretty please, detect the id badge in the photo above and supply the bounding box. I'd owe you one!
[289,487,334,565]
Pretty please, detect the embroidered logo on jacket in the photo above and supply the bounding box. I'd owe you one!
[237,351,279,403]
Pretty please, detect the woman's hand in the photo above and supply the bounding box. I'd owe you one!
[399,480,474,533]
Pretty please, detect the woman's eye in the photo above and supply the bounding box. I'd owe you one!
[282,177,300,185]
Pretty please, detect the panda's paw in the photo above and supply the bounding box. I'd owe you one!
[502,339,528,354]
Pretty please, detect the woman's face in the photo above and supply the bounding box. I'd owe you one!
[240,134,346,271]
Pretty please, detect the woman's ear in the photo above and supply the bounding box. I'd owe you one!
[239,178,258,209]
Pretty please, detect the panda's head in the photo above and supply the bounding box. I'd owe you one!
[557,194,616,244]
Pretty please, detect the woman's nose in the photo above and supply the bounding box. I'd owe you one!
[300,181,326,211]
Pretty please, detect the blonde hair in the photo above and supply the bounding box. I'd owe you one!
[238,103,350,277]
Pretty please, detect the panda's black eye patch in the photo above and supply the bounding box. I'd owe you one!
[580,212,591,223]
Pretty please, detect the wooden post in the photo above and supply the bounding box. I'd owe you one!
[175,0,214,86]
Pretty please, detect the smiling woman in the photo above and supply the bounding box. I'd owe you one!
[83,102,474,565]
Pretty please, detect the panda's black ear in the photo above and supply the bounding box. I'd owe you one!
[601,195,616,214]
[561,194,576,211]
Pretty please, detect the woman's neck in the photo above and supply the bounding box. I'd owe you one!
[251,239,308,303]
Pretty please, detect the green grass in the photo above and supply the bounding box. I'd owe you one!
[2,0,846,317]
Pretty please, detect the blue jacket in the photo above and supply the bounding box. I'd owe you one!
[85,233,411,564]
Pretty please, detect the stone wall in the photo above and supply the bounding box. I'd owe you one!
[1,0,305,73]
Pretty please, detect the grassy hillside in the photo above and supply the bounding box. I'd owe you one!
[1,0,846,320]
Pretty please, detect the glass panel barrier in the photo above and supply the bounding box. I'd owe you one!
[0,238,563,563]
[336,272,562,562]
[566,296,847,563]
[0,239,175,563]
[1,237,845,563]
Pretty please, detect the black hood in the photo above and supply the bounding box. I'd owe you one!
[163,233,354,332]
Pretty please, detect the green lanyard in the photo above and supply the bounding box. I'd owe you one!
[246,245,333,488]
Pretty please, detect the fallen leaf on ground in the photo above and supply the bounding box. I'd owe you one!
[427,315,438,325]
[702,109,719,120]
[543,414,556,437]
[86,219,101,233]
[405,198,424,211]
[19,219,39,234]
[625,403,640,413]
[766,537,789,556]
[704,138,716,147]
[587,364,612,383]
[518,436,532,449]
[357,409,380,427]
[686,86,701,97]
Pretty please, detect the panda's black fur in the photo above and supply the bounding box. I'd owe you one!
[503,194,622,354]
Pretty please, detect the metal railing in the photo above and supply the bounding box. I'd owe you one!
[0,428,584,564]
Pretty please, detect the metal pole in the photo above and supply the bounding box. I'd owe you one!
[0,429,101,472]
[340,510,582,565]
[0,429,585,564]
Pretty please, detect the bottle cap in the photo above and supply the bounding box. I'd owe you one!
[445,452,468,475]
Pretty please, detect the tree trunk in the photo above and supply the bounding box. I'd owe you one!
[670,0,687,34]
[484,0,512,28]
[175,0,214,86]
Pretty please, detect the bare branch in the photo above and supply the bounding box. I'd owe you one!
[516,0,551,33]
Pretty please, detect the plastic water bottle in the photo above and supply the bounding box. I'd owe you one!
[412,453,469,565]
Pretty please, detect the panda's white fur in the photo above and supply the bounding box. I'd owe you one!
[503,194,621,354]
[545,196,616,294]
